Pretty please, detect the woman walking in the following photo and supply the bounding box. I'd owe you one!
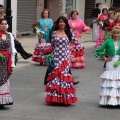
[0,18,16,108]
[103,11,116,41]
[68,10,90,68]
[45,16,78,105]
[32,9,53,65]
[95,26,120,106]
[95,8,108,48]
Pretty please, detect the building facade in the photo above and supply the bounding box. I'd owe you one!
[1,0,119,36]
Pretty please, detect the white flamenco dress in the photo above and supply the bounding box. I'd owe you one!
[100,46,120,106]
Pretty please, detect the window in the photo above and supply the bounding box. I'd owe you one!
[65,0,76,18]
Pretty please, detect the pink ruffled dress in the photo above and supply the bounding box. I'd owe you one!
[68,18,90,68]
[95,14,108,48]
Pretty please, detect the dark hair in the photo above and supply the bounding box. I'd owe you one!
[70,10,79,17]
[41,9,50,18]
[0,4,3,8]
[55,16,72,41]
[0,18,7,24]
[108,11,115,17]
[96,3,101,7]
[102,8,108,14]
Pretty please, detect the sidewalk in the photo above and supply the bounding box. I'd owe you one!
[15,30,95,69]
[1,31,120,120]
[16,30,94,54]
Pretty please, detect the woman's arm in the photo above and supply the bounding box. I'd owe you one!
[95,40,108,57]
[8,33,17,67]
[71,31,79,44]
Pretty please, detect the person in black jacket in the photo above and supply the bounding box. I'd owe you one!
[14,36,32,60]
[91,3,101,29]
[91,3,101,19]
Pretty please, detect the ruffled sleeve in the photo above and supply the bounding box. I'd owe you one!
[95,40,108,57]
[71,31,79,45]
[49,19,53,30]
[51,31,56,45]
[8,32,17,67]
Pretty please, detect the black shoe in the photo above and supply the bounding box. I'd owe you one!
[0,105,4,109]
[21,54,28,60]
[103,61,106,68]
[26,53,32,59]
[73,81,80,85]
[22,53,32,60]
[28,53,32,57]
[15,53,18,65]
[44,82,47,85]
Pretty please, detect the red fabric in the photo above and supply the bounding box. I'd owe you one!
[45,84,76,94]
[32,55,46,62]
[115,22,120,26]
[0,50,12,75]
[46,96,78,105]
[0,30,6,37]
[106,26,113,31]
[45,60,78,105]
[43,49,53,55]
[0,92,10,95]
[70,62,85,68]
[71,57,85,63]
[32,22,39,27]
[47,60,68,81]
[106,22,116,31]
[97,14,108,22]
[71,49,85,57]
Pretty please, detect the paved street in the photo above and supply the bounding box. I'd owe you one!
[0,32,120,120]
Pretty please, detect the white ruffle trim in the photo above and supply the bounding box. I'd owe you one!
[100,88,120,97]
[101,80,120,88]
[99,96,120,106]
[100,71,120,80]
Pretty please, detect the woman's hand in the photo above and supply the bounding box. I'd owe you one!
[38,34,41,39]
[41,39,46,43]
[79,33,84,37]
[105,56,112,62]
[70,55,74,60]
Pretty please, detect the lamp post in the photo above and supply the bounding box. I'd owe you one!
[5,0,12,32]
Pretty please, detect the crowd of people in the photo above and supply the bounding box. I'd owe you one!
[0,3,90,108]
[31,9,90,105]
[93,4,120,106]
[1,2,120,109]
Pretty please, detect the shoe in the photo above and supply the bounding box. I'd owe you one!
[27,53,32,59]
[73,81,80,85]
[28,53,32,57]
[103,61,106,68]
[22,53,32,60]
[0,105,4,109]
[21,54,28,60]
[15,53,18,65]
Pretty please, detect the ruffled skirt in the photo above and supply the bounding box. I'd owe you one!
[0,80,13,105]
[95,28,104,48]
[45,60,78,105]
[32,42,53,65]
[99,55,120,106]
[70,43,85,68]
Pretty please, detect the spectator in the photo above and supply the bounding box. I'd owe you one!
[91,3,101,19]
[0,4,5,18]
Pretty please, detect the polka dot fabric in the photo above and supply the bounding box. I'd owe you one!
[45,31,78,105]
